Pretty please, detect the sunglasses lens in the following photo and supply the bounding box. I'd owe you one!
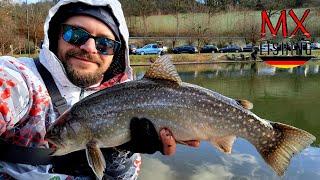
[63,28,73,42]
[75,30,90,45]
[96,38,119,55]
[62,24,121,55]
[62,25,89,46]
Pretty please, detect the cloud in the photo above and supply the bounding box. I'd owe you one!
[190,164,234,180]
[13,0,39,4]
[138,152,269,180]
[138,156,176,180]
[221,153,258,166]
[137,141,318,180]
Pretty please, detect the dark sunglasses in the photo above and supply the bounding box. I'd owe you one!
[61,24,121,55]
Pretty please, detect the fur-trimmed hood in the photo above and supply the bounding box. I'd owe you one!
[39,0,132,90]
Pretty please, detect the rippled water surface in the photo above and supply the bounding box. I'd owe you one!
[132,60,320,180]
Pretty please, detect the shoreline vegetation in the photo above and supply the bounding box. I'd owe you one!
[129,53,257,66]
[129,50,320,65]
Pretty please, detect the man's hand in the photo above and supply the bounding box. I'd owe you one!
[122,117,200,155]
[159,128,200,155]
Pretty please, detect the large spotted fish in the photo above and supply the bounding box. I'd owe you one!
[46,55,315,179]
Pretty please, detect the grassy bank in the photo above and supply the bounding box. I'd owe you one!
[130,54,214,65]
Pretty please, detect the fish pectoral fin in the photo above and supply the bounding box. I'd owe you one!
[86,140,106,180]
[236,99,253,110]
[176,140,189,145]
[143,55,182,84]
[210,135,236,154]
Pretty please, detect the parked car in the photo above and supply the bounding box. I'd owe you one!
[260,44,277,52]
[135,44,163,55]
[219,45,242,53]
[129,44,137,54]
[200,45,219,53]
[172,45,198,54]
[158,45,168,53]
[311,42,320,49]
[242,44,254,52]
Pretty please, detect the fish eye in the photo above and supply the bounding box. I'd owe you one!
[50,127,60,136]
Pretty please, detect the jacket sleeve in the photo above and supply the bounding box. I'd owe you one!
[0,57,31,135]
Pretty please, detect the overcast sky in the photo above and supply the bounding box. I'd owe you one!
[13,0,41,4]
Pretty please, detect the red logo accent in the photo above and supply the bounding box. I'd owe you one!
[261,9,310,38]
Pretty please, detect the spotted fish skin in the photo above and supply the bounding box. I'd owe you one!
[46,55,316,177]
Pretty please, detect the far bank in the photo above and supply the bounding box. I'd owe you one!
[129,51,320,66]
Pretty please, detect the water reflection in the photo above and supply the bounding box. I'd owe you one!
[134,61,320,81]
[133,61,320,179]
[140,140,319,180]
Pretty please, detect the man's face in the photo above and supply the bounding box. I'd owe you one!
[57,15,116,87]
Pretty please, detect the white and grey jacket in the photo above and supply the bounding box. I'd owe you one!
[0,0,140,179]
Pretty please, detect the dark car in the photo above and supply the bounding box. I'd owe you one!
[200,45,219,53]
[219,45,242,53]
[242,44,254,52]
[172,45,198,54]
[129,44,137,54]
[243,44,260,52]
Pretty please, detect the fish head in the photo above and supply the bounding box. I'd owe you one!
[45,111,71,155]
[46,109,89,155]
[46,123,66,152]
[46,109,93,155]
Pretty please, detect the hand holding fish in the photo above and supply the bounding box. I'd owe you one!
[118,117,200,155]
[160,128,200,155]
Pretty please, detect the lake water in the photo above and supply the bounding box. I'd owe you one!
[132,60,320,180]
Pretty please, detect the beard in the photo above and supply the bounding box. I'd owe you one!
[61,49,106,87]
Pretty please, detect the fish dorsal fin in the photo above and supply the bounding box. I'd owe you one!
[236,99,253,110]
[143,55,182,84]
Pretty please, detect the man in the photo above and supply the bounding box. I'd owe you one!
[0,0,199,179]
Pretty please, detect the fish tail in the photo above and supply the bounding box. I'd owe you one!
[256,122,315,176]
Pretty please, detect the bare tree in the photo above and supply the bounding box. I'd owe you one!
[0,0,14,6]
[28,2,51,49]
[204,0,219,24]
[0,4,16,54]
[172,0,183,37]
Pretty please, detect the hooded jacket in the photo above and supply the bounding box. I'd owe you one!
[0,0,140,179]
